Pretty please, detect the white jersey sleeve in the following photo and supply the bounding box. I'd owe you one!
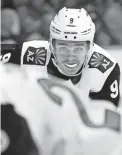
[1,40,51,66]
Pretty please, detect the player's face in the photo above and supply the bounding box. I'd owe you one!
[54,40,88,76]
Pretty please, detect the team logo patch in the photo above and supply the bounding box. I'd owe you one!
[23,46,47,65]
[88,52,114,73]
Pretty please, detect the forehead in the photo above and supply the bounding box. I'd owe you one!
[55,40,87,46]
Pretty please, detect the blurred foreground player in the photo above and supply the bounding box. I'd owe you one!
[0,63,122,155]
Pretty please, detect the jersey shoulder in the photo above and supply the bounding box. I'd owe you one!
[87,43,117,73]
[93,43,116,62]
[85,44,120,106]
[21,40,50,66]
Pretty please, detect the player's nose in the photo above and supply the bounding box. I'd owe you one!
[67,55,76,61]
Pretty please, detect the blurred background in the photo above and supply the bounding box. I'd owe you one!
[1,0,122,46]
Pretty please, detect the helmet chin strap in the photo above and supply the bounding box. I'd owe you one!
[52,57,84,77]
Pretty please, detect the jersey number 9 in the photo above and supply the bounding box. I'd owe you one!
[110,80,119,99]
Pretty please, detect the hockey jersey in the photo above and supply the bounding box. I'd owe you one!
[0,63,122,155]
[1,41,120,106]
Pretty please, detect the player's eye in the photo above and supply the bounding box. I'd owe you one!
[74,47,83,53]
[59,47,69,54]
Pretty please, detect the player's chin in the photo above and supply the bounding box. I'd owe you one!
[63,65,80,75]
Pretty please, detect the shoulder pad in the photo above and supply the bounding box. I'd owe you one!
[21,40,50,66]
[88,44,116,73]
[93,44,116,63]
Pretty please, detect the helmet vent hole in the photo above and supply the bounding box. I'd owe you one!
[74,36,76,39]
[65,36,67,38]
[78,16,80,18]
[65,15,67,17]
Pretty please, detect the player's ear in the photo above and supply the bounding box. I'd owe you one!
[52,39,56,49]
[86,41,90,50]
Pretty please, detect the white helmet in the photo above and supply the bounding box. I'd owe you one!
[49,7,96,76]
[50,7,95,43]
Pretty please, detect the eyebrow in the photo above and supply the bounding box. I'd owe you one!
[57,43,67,46]
[57,42,85,46]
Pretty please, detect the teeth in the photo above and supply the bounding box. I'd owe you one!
[65,63,78,68]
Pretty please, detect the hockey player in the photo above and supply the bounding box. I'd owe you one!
[1,63,122,155]
[1,7,121,107]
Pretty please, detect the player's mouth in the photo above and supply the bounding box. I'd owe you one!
[65,62,78,68]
